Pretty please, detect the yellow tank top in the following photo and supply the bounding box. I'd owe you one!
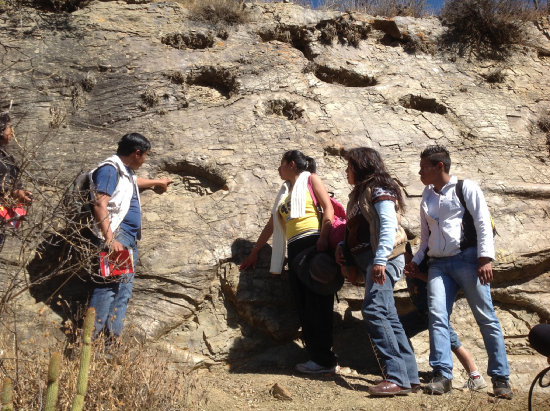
[279,190,320,243]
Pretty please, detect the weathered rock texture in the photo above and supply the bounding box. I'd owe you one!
[1,0,550,388]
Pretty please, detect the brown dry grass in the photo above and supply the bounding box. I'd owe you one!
[293,0,427,18]
[176,0,249,26]
[440,0,540,60]
[0,308,199,410]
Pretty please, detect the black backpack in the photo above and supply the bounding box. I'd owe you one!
[64,163,121,238]
[456,179,497,251]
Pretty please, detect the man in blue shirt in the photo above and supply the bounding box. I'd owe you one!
[89,132,172,341]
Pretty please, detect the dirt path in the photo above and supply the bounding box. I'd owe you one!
[192,364,545,410]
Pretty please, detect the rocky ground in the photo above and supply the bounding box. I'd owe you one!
[190,361,548,411]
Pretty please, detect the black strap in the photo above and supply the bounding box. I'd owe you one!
[455,179,477,250]
[456,179,466,210]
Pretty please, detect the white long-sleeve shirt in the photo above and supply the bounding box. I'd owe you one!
[412,175,494,264]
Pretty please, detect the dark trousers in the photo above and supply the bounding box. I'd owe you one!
[288,235,337,367]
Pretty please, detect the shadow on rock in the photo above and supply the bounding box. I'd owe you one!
[27,230,96,330]
[222,238,301,372]
[222,238,383,377]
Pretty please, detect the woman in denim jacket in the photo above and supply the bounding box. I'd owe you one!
[335,147,419,396]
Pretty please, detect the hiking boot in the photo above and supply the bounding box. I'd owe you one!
[424,371,452,395]
[492,377,513,399]
[462,375,487,391]
[295,360,340,375]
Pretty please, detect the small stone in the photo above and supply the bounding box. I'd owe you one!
[269,383,292,401]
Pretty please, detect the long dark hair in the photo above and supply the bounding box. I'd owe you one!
[282,150,316,173]
[346,147,405,212]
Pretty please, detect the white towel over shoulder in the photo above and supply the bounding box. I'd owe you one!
[270,171,311,274]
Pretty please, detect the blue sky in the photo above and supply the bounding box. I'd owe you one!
[308,1,541,13]
[426,0,445,13]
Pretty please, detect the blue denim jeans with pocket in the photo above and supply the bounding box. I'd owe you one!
[427,246,510,380]
[400,277,462,351]
[355,250,420,388]
[89,229,138,339]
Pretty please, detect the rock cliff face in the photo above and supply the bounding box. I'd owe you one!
[1,0,550,386]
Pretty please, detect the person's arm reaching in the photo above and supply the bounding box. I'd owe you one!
[239,215,274,270]
[136,177,173,192]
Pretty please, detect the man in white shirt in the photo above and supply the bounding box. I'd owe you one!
[406,145,512,399]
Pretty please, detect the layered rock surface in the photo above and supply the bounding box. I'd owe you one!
[1,1,550,387]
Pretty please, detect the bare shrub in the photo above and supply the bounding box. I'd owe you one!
[315,0,427,18]
[185,0,248,27]
[0,311,198,409]
[320,22,338,44]
[21,0,92,12]
[49,104,66,128]
[258,25,315,57]
[483,69,506,83]
[266,99,304,120]
[141,87,159,108]
[162,31,215,50]
[317,15,371,47]
[439,0,534,60]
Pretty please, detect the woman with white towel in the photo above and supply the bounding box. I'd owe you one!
[240,150,339,374]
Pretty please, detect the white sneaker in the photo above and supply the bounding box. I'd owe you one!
[295,360,340,374]
[463,375,488,391]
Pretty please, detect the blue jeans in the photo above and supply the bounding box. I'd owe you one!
[355,250,419,388]
[400,276,462,351]
[427,247,510,380]
[399,309,462,351]
[89,229,138,339]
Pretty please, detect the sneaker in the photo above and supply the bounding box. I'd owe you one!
[462,375,488,391]
[492,377,513,399]
[295,360,340,374]
[424,371,452,395]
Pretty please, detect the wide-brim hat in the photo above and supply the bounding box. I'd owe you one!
[292,247,344,296]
